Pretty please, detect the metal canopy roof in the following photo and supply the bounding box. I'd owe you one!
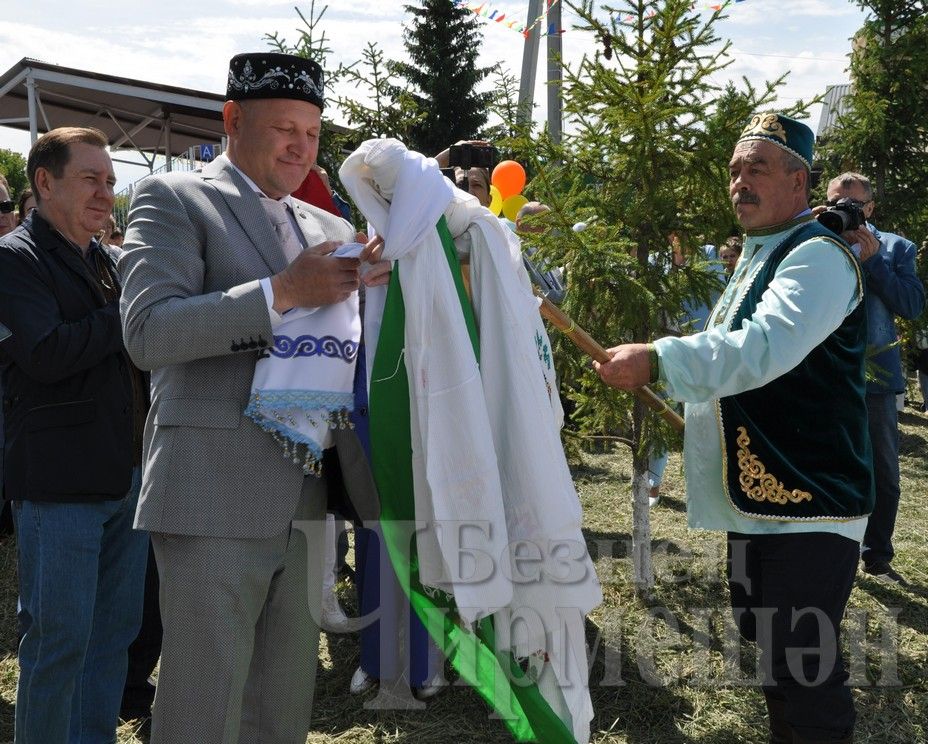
[816,83,853,139]
[0,57,226,170]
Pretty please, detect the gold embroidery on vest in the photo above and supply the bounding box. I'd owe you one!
[736,427,812,505]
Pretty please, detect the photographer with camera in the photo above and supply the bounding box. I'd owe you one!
[820,172,925,586]
[435,140,495,208]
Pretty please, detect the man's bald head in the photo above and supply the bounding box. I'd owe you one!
[516,202,551,233]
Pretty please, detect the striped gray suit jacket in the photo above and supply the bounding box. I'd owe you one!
[119,157,377,539]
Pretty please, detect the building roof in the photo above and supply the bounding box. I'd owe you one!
[816,83,853,139]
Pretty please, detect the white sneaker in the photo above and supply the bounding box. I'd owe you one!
[321,591,349,632]
[414,672,447,701]
[349,667,376,694]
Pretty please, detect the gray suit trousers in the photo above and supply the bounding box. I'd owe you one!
[150,474,326,744]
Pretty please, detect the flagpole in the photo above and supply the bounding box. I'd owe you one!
[546,0,563,143]
[517,0,543,128]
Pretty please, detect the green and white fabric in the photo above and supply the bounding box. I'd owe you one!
[340,139,601,743]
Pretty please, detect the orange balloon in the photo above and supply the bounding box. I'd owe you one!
[491,160,526,200]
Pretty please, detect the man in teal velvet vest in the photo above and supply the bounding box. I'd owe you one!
[596,113,874,744]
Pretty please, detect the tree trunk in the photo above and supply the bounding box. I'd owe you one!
[630,462,654,592]
[630,396,654,593]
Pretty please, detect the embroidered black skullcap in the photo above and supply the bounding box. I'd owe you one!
[226,52,325,110]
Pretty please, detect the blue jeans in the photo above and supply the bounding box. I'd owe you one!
[862,392,901,566]
[13,467,148,744]
[647,451,669,489]
[355,525,441,687]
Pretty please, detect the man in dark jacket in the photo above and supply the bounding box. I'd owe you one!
[0,175,14,534]
[0,127,148,744]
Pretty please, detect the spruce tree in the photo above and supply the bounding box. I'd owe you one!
[392,0,495,155]
[817,2,928,370]
[335,42,425,144]
[505,0,812,590]
[817,1,928,240]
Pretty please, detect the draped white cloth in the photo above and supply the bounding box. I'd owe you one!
[340,139,601,743]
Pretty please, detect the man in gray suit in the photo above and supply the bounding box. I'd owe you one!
[119,52,380,744]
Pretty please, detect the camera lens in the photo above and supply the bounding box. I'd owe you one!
[817,210,850,235]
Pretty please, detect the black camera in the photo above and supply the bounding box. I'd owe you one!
[448,143,498,171]
[441,144,498,195]
[817,198,866,235]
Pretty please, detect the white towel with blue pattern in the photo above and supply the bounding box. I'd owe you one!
[245,243,363,475]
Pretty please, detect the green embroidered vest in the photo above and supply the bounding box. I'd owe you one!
[719,219,875,520]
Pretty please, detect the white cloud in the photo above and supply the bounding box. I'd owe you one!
[719,0,860,26]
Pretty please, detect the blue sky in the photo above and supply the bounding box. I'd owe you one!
[0,0,868,186]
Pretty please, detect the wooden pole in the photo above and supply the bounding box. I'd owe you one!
[536,295,685,433]
[458,258,684,433]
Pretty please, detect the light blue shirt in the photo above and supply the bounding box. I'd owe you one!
[654,215,868,540]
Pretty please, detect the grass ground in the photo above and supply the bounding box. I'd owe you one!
[1,407,926,744]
